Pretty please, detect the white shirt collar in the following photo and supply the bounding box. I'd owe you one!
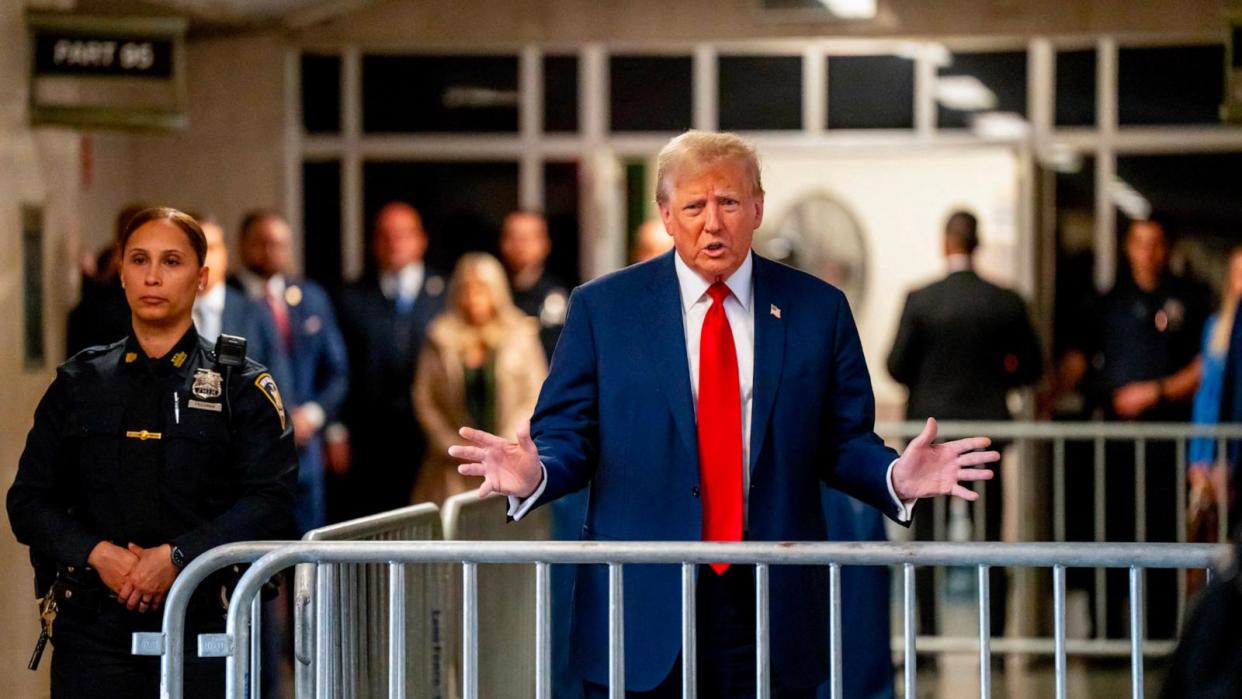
[381,261,425,300]
[236,267,285,299]
[673,249,754,313]
[197,282,227,313]
[947,253,973,273]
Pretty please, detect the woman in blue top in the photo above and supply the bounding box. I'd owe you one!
[1188,247,1242,539]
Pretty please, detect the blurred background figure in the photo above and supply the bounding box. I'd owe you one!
[334,202,444,520]
[500,209,584,699]
[1059,217,1209,639]
[191,214,293,394]
[630,218,674,264]
[1187,246,1242,546]
[234,209,349,535]
[499,210,568,362]
[66,203,148,356]
[411,253,546,506]
[887,209,1043,638]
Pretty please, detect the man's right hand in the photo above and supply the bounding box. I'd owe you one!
[86,541,139,595]
[450,420,542,499]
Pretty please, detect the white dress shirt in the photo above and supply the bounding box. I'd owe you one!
[511,251,913,523]
[380,262,425,304]
[193,283,227,344]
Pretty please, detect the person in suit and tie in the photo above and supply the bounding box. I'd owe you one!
[886,210,1043,638]
[193,215,293,395]
[450,131,1000,697]
[233,209,350,534]
[334,201,445,519]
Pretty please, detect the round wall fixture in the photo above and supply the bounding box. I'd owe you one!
[755,192,869,310]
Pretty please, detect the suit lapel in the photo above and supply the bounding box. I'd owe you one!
[645,253,699,460]
[749,255,786,471]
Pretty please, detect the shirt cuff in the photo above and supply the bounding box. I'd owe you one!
[886,458,916,523]
[324,422,349,443]
[298,402,326,431]
[506,463,548,521]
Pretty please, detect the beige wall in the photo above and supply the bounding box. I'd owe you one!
[297,0,1224,45]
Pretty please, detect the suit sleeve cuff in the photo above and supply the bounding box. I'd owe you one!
[886,458,916,523]
[507,463,548,521]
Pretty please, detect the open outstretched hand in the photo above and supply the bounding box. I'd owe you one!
[891,418,998,502]
[449,420,543,499]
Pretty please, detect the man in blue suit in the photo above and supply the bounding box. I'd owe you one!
[452,131,998,696]
[193,216,293,394]
[234,210,350,534]
[334,202,446,519]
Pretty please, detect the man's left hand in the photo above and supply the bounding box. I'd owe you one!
[116,543,180,613]
[891,418,999,502]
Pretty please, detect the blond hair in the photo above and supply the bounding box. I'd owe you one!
[444,252,525,348]
[1210,247,1242,355]
[655,130,764,205]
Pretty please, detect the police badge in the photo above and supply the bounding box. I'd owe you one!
[192,368,224,400]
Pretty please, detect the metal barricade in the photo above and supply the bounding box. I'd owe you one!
[875,420,1242,650]
[293,503,447,699]
[441,491,553,699]
[135,539,1227,699]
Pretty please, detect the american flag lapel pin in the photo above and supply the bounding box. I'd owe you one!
[770,304,781,319]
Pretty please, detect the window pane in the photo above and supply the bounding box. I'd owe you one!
[362,54,519,133]
[362,161,519,273]
[1055,50,1095,127]
[303,160,342,291]
[1118,45,1224,125]
[609,55,692,132]
[544,55,579,133]
[827,54,915,129]
[718,55,802,131]
[544,162,581,285]
[1116,153,1242,240]
[301,53,341,134]
[937,51,1027,129]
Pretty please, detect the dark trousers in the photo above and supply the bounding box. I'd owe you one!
[1065,439,1179,639]
[584,565,816,699]
[50,605,224,699]
[912,464,1007,636]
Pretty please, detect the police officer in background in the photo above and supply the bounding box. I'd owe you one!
[498,210,568,361]
[7,207,297,698]
[1059,216,1209,640]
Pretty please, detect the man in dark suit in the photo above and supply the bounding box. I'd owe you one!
[451,131,999,697]
[886,210,1043,637]
[193,216,293,394]
[234,209,350,534]
[334,202,445,519]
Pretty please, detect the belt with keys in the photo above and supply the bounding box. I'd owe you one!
[27,584,60,670]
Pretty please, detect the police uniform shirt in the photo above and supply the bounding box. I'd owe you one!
[7,325,298,571]
[1089,274,1209,418]
[510,270,568,361]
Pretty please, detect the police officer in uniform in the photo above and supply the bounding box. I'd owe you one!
[1063,217,1209,639]
[7,207,297,698]
[499,210,569,361]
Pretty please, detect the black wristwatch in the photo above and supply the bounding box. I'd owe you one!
[170,545,187,569]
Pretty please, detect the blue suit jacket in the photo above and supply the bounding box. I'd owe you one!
[284,279,349,423]
[220,286,294,402]
[529,250,902,691]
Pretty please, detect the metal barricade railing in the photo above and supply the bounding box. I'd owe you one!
[293,503,446,699]
[441,491,552,699]
[137,539,1228,699]
[875,421,1242,649]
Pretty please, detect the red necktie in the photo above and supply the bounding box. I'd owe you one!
[698,282,743,574]
[265,281,293,352]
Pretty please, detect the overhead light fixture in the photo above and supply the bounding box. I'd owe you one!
[1037,142,1084,173]
[1108,177,1151,220]
[970,111,1029,140]
[442,87,518,109]
[814,0,877,19]
[934,75,997,112]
